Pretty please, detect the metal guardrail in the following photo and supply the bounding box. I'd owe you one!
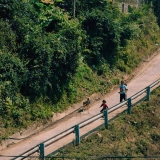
[11,78,160,160]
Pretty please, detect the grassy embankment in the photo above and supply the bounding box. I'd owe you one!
[55,5,160,110]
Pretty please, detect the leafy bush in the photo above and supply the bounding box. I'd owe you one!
[0,20,16,52]
[0,51,27,115]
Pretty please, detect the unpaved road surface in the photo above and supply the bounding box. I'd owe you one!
[0,48,160,159]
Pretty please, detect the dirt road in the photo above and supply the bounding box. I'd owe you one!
[0,48,160,159]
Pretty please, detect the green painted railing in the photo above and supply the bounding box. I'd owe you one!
[9,78,160,160]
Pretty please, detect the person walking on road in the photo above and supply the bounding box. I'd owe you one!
[100,100,108,113]
[119,80,127,102]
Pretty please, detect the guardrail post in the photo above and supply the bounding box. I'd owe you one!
[146,86,151,101]
[127,98,132,114]
[75,125,80,145]
[39,143,45,160]
[104,110,108,129]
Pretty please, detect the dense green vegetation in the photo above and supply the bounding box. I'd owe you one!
[0,0,160,141]
[53,86,160,159]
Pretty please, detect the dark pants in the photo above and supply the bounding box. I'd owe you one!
[100,108,107,113]
[120,93,126,102]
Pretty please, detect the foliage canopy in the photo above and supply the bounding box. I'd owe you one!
[0,0,160,139]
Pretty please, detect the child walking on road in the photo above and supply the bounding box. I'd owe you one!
[100,100,108,113]
[119,80,128,102]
